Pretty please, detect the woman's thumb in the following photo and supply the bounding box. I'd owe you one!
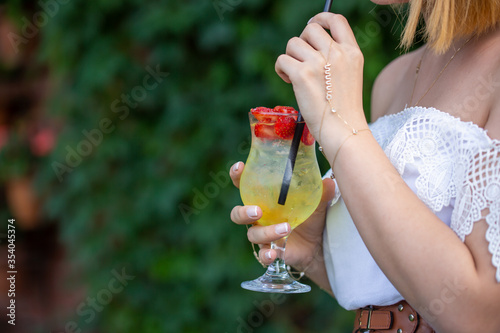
[319,177,336,208]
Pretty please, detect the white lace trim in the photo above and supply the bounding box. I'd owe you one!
[371,106,500,282]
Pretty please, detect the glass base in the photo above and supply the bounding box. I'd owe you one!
[241,237,310,293]
[241,271,311,294]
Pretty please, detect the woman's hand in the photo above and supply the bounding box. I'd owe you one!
[229,161,336,271]
[275,12,367,147]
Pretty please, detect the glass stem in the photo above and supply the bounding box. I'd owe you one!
[267,236,288,275]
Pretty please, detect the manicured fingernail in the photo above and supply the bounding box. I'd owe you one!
[233,162,241,172]
[247,206,258,218]
[307,18,313,24]
[275,223,289,235]
[265,251,272,260]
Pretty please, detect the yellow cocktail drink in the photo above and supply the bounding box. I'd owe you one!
[239,106,323,293]
[240,122,323,229]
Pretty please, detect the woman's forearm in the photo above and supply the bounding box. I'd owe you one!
[322,129,484,331]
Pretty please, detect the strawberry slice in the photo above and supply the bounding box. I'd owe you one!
[254,123,278,141]
[274,106,298,114]
[251,107,277,123]
[275,116,297,139]
[251,106,300,141]
[301,124,315,146]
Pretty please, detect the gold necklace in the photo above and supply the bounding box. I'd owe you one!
[409,34,475,107]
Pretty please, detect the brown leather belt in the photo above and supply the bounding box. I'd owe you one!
[353,301,436,333]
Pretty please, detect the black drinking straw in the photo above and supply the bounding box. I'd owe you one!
[278,0,334,205]
[323,0,333,12]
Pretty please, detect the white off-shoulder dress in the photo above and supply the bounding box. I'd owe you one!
[323,106,500,311]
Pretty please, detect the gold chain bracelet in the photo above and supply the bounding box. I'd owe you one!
[318,42,370,177]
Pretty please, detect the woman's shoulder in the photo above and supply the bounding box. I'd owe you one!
[474,30,500,140]
[370,47,425,122]
[485,74,500,141]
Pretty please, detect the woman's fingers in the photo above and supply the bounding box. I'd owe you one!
[321,177,336,202]
[299,21,334,55]
[230,205,262,225]
[247,222,291,244]
[276,27,329,83]
[275,53,298,84]
[285,36,321,63]
[258,245,277,265]
[307,12,358,47]
[313,178,337,215]
[230,161,244,188]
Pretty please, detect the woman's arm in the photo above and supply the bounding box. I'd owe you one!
[330,108,500,333]
[329,131,500,332]
[276,12,500,333]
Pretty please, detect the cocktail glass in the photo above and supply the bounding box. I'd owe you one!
[240,108,323,293]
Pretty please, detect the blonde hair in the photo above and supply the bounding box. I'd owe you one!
[400,0,500,53]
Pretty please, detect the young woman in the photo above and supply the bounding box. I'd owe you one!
[230,1,500,332]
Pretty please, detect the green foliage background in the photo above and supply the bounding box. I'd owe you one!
[3,0,405,332]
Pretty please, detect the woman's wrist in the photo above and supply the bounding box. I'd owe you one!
[292,242,324,276]
[327,129,374,172]
[288,242,333,296]
[319,108,370,167]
